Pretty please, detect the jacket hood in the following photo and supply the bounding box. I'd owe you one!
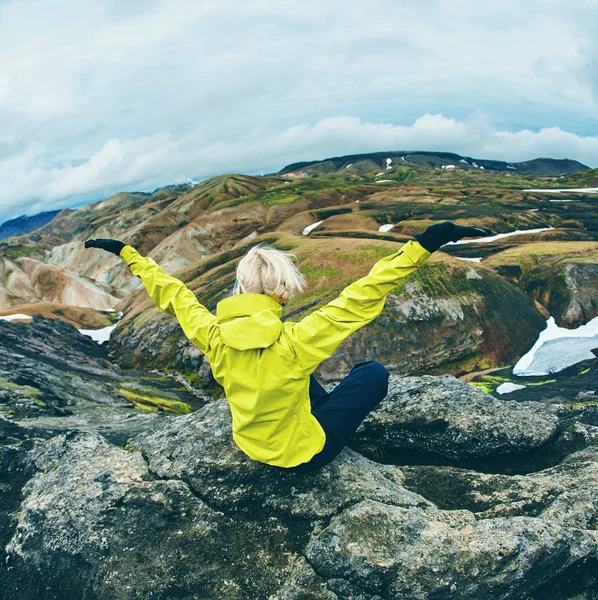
[216,293,283,350]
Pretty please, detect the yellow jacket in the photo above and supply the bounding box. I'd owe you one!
[120,240,430,468]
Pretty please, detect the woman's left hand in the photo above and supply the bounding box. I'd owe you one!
[84,238,126,256]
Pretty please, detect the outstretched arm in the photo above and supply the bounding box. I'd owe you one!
[84,239,217,355]
[283,240,430,375]
[283,222,493,375]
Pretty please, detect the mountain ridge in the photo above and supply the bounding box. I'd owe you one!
[0,210,62,241]
[279,150,589,175]
[1,151,591,233]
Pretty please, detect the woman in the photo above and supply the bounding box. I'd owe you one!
[85,222,491,472]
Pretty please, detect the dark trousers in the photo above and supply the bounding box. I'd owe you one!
[282,360,389,473]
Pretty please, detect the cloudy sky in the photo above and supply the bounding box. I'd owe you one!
[1,0,597,224]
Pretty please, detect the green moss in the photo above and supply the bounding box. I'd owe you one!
[468,381,495,394]
[119,388,191,414]
[0,378,42,399]
[301,263,341,279]
[132,310,157,327]
[480,375,511,384]
[391,262,469,298]
[181,370,202,388]
[569,401,598,407]
[3,245,37,259]
[333,244,398,263]
[262,194,299,207]
[468,375,515,394]
[123,437,143,452]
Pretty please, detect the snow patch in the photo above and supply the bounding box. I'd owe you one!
[528,208,539,212]
[78,324,118,345]
[375,180,393,183]
[345,163,353,169]
[446,227,553,245]
[378,224,394,232]
[445,165,456,170]
[514,316,598,376]
[454,256,482,262]
[376,172,385,176]
[303,220,324,235]
[496,382,526,394]
[386,158,392,169]
[524,188,598,194]
[459,159,468,164]
[0,313,33,322]
[506,165,517,170]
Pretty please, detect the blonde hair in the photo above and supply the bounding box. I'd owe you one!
[233,242,306,305]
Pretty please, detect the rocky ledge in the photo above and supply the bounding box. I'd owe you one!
[0,316,207,445]
[2,375,598,600]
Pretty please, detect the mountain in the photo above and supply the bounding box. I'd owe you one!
[0,210,61,241]
[279,151,589,176]
[2,151,598,387]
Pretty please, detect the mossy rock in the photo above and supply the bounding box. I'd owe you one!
[119,387,191,415]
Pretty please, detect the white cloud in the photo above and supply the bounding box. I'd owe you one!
[0,0,597,223]
[1,113,597,223]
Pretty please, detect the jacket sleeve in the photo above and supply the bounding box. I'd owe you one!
[284,240,431,374]
[120,245,218,355]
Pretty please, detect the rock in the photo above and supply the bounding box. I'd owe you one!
[0,414,32,446]
[487,246,598,329]
[3,377,598,599]
[353,375,561,466]
[0,417,36,578]
[399,426,598,530]
[301,501,596,600]
[3,431,298,600]
[133,400,431,520]
[0,316,205,444]
[562,263,598,327]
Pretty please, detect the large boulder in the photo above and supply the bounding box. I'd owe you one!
[352,375,564,467]
[3,375,598,599]
[399,422,598,530]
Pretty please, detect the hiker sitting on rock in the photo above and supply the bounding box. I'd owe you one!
[85,222,491,472]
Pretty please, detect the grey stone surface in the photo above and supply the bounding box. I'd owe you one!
[2,375,598,599]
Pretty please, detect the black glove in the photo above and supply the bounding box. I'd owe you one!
[84,239,126,256]
[414,222,494,253]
